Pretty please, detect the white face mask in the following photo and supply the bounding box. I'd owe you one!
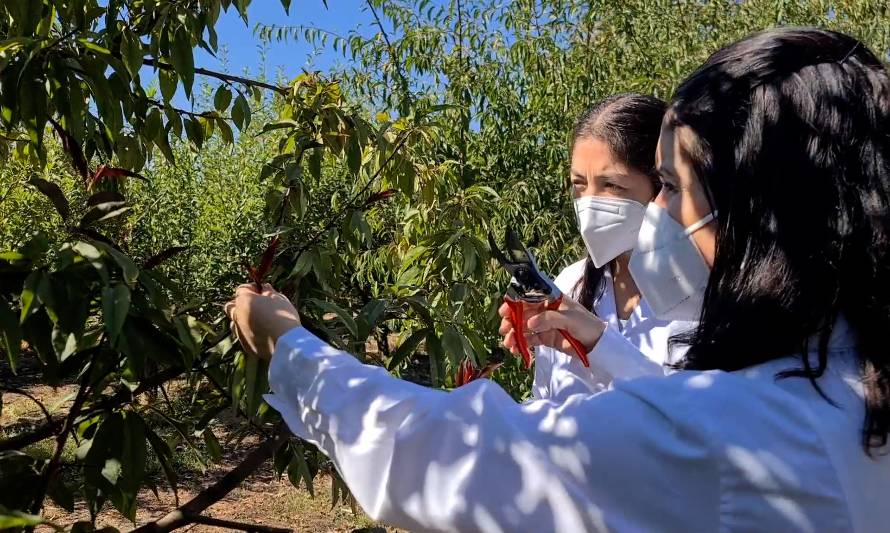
[628,203,716,321]
[574,196,647,268]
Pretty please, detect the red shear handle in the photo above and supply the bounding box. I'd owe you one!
[504,298,533,369]
[546,297,590,367]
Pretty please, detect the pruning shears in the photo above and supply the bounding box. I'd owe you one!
[488,230,590,369]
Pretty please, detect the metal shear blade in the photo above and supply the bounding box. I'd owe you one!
[488,230,561,302]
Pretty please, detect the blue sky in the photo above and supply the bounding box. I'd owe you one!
[195,0,374,83]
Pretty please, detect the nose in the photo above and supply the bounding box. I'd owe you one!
[652,189,670,209]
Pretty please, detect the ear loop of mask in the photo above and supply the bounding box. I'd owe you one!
[683,211,717,237]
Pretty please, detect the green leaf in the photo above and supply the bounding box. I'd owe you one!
[93,242,139,286]
[308,148,322,180]
[102,284,130,345]
[117,412,147,520]
[19,270,44,323]
[387,328,427,370]
[159,68,177,102]
[145,427,178,495]
[0,507,46,529]
[214,86,232,111]
[287,448,314,497]
[143,107,162,142]
[0,297,21,373]
[307,299,358,338]
[403,295,433,324]
[71,241,108,282]
[346,133,361,175]
[232,94,251,130]
[242,355,268,417]
[356,299,387,340]
[78,39,111,56]
[79,201,130,227]
[171,27,195,97]
[273,443,294,477]
[441,324,465,366]
[27,177,69,220]
[216,118,234,144]
[202,429,223,461]
[120,31,143,79]
[183,117,204,149]
[0,251,26,262]
[0,37,32,54]
[426,331,444,386]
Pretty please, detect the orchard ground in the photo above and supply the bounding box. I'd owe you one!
[1,361,400,533]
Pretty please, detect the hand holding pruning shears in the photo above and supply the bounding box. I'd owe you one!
[490,230,606,368]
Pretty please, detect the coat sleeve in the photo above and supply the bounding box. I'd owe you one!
[585,326,668,381]
[264,327,719,533]
[532,345,606,400]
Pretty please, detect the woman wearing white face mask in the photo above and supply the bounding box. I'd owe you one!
[527,94,697,400]
[228,27,890,532]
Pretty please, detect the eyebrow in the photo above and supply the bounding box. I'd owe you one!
[570,170,627,181]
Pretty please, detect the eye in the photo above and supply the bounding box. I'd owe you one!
[604,181,627,192]
[656,172,679,193]
[660,180,678,193]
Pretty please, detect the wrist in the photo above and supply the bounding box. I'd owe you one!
[269,317,301,342]
[582,318,608,352]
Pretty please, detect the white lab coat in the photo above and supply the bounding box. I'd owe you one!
[265,318,890,533]
[534,259,695,400]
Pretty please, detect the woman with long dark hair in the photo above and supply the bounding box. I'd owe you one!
[228,28,890,532]
[532,93,694,400]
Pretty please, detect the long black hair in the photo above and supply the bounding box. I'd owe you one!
[569,94,666,311]
[669,27,890,452]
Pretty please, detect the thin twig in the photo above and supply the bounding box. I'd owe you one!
[0,179,24,207]
[143,97,225,121]
[143,58,287,95]
[0,132,28,142]
[0,387,54,426]
[289,129,412,261]
[366,0,411,111]
[186,515,291,533]
[158,383,175,413]
[196,366,272,438]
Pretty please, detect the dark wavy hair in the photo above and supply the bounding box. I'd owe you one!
[569,93,666,311]
[669,27,890,453]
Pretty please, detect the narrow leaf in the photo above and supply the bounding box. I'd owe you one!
[102,284,130,345]
[387,328,427,370]
[171,27,194,97]
[0,297,21,373]
[143,246,189,269]
[27,177,69,220]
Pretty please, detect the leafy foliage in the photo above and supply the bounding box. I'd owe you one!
[3,0,890,530]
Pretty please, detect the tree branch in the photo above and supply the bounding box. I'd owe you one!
[144,98,224,121]
[366,0,411,112]
[30,369,91,514]
[129,431,289,533]
[143,58,288,95]
[186,515,291,533]
[0,365,185,452]
[0,415,63,452]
